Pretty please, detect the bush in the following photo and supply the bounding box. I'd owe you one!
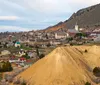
[68,37,73,41]
[39,54,45,59]
[0,61,13,72]
[21,80,27,85]
[85,82,91,85]
[93,67,100,73]
[93,67,100,77]
[47,43,51,47]
[70,43,73,46]
[85,49,88,53]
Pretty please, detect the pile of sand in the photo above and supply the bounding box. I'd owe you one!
[82,45,100,68]
[14,46,97,85]
[88,45,100,54]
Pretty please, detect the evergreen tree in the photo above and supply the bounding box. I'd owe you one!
[2,63,7,72]
[36,45,39,56]
[6,61,13,71]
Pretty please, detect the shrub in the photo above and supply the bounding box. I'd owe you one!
[70,43,73,46]
[21,80,27,85]
[68,37,73,41]
[93,67,100,77]
[39,54,45,59]
[85,82,91,85]
[93,67,100,73]
[85,49,88,53]
[0,61,13,72]
[47,43,51,47]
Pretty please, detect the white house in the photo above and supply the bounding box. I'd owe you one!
[9,59,19,63]
[9,56,19,63]
[93,34,100,42]
[55,32,67,39]
[50,40,61,45]
[1,50,11,56]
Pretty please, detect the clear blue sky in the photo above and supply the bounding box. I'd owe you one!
[0,0,100,32]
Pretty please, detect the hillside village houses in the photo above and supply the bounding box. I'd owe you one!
[1,23,100,48]
[0,24,91,48]
[20,25,81,46]
[0,41,38,66]
[68,28,80,37]
[0,51,38,67]
[1,24,100,69]
[54,24,81,40]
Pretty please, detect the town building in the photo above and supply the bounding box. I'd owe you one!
[55,32,68,39]
[15,41,21,47]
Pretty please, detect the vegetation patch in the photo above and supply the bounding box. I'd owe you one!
[0,61,13,72]
[84,49,88,53]
[85,82,91,85]
[93,67,100,77]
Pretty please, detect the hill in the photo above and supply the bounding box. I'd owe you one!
[45,3,100,32]
[13,46,100,85]
[45,22,67,32]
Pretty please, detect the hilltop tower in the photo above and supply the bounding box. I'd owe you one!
[75,22,79,31]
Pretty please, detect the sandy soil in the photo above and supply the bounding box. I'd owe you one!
[74,45,100,68]
[11,45,100,85]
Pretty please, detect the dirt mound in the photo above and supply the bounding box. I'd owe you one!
[82,45,100,67]
[14,46,97,85]
[88,45,100,54]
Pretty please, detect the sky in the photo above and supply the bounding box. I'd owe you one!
[0,0,100,32]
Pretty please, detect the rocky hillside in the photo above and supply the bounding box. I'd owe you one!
[45,22,67,32]
[45,3,100,32]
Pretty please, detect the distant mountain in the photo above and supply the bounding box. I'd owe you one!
[45,3,100,32]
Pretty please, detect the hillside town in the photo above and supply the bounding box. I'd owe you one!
[1,24,100,48]
[0,1,100,85]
